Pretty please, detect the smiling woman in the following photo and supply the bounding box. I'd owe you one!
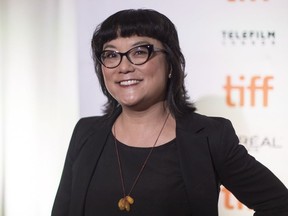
[51,9,288,216]
[91,9,194,118]
[99,36,170,112]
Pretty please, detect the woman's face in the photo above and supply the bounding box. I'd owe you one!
[101,36,170,111]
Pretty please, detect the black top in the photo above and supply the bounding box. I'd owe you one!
[85,133,192,216]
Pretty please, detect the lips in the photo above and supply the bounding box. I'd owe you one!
[118,79,141,86]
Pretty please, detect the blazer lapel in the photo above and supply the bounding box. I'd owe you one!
[176,113,219,214]
[70,112,120,216]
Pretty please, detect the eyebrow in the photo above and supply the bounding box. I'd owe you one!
[103,40,151,50]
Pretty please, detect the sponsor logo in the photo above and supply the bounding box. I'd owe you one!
[222,30,276,46]
[221,187,250,210]
[239,135,281,151]
[223,75,274,107]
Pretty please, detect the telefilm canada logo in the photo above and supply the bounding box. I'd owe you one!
[222,30,276,45]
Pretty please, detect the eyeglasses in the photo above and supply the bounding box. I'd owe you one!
[97,44,166,69]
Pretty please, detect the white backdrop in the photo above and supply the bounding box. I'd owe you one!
[1,0,79,215]
[77,1,288,216]
[1,0,287,216]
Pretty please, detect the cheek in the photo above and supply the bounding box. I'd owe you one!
[102,69,113,85]
[102,73,115,97]
[101,71,114,94]
[148,61,169,80]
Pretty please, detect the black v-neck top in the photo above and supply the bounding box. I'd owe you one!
[84,133,192,216]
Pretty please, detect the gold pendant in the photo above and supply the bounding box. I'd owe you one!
[118,195,134,211]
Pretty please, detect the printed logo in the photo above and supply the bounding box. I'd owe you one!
[222,30,276,46]
[223,75,274,107]
[239,135,281,151]
[221,187,249,210]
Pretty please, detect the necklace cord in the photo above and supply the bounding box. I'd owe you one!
[113,113,170,197]
[114,130,126,197]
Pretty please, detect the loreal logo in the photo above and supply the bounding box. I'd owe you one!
[239,135,281,151]
[223,75,274,107]
[222,30,276,46]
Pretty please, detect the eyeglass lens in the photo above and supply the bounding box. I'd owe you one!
[100,45,152,68]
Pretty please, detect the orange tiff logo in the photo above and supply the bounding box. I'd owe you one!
[223,75,274,107]
[221,187,250,210]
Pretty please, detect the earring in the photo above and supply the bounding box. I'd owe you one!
[168,67,172,78]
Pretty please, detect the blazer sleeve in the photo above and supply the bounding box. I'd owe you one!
[209,118,288,216]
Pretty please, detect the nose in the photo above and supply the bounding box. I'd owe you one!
[118,55,134,73]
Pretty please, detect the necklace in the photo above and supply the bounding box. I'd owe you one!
[113,113,170,212]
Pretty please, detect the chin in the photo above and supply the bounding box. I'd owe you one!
[118,96,140,106]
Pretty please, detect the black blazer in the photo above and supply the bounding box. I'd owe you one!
[52,110,288,216]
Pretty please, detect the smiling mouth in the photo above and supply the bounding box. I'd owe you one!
[119,79,141,86]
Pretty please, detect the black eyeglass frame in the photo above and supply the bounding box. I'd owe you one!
[97,44,166,69]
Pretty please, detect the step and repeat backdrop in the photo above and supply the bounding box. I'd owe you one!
[77,1,288,215]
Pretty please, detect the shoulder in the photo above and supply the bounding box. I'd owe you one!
[192,112,238,146]
[76,115,107,130]
[73,116,104,134]
[70,108,121,149]
[67,115,111,158]
[178,111,239,158]
[72,114,114,141]
[178,111,235,134]
[194,112,231,125]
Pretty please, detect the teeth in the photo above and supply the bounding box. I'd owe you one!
[119,80,140,86]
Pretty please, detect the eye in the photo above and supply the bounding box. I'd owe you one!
[130,47,149,57]
[101,50,119,59]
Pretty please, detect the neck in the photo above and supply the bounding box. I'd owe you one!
[119,101,169,126]
[114,102,176,147]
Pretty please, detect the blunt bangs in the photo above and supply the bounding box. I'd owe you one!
[94,9,175,54]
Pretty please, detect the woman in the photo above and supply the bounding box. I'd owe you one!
[52,9,288,216]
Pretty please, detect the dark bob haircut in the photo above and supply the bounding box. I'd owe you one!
[91,9,196,117]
